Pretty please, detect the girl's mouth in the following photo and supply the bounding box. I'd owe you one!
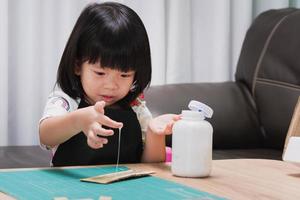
[101,95,114,102]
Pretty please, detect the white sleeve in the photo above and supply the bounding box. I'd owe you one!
[40,90,80,123]
[132,100,153,142]
[39,90,80,152]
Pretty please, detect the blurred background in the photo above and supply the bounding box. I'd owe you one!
[1,0,300,146]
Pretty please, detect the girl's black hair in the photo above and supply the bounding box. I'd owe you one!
[56,2,151,106]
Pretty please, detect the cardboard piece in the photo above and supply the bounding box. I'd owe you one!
[80,169,155,184]
[283,96,300,157]
[283,136,300,163]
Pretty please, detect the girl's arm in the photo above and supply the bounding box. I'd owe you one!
[141,128,166,162]
[141,114,180,162]
[39,110,82,148]
[39,101,123,149]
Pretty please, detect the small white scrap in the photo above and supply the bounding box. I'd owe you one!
[99,196,112,200]
[53,197,69,200]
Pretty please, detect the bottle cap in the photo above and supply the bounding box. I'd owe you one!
[188,100,213,118]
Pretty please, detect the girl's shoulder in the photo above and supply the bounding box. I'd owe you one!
[39,88,81,129]
[47,88,81,112]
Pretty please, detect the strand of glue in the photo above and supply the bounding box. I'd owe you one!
[115,127,122,172]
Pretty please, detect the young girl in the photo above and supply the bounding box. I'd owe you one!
[39,2,179,167]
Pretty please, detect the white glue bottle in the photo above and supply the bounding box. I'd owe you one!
[171,100,213,177]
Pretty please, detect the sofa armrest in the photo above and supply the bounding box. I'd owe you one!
[144,82,264,149]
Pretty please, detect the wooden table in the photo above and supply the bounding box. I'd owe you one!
[1,159,299,200]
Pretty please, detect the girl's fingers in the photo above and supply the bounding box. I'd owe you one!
[87,137,104,149]
[94,100,123,128]
[87,129,109,149]
[92,125,114,137]
[91,132,108,144]
[90,128,109,143]
[94,137,108,144]
[173,114,181,121]
[164,122,174,135]
[97,115,123,129]
[94,101,105,114]
[156,122,173,135]
[149,114,180,135]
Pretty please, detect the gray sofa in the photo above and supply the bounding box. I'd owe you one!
[1,8,300,169]
[145,8,300,160]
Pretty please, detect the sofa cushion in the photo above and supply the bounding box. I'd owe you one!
[145,82,264,149]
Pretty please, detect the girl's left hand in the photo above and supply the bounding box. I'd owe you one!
[148,114,181,135]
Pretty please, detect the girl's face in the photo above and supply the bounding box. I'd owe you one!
[75,61,135,106]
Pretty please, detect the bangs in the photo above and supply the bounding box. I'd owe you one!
[77,25,143,72]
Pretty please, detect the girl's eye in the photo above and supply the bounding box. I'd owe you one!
[95,71,105,76]
[121,73,133,78]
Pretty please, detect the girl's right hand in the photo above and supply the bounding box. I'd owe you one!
[77,101,123,149]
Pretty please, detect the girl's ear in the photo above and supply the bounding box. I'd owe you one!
[74,63,81,75]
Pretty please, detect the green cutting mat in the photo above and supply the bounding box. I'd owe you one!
[0,166,226,200]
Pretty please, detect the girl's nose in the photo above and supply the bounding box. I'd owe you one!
[103,76,118,90]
